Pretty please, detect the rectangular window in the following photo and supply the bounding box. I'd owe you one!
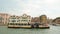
[21,20,28,22]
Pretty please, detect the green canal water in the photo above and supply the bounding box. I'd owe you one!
[0,25,60,34]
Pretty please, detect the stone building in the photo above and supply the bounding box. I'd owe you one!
[0,13,10,26]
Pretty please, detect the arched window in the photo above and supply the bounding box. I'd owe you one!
[0,17,4,23]
[0,17,4,20]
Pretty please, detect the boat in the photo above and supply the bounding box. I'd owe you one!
[8,14,50,29]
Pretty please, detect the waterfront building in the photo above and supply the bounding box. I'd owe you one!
[19,14,32,24]
[31,17,40,24]
[0,13,10,26]
[53,17,60,24]
[47,18,53,24]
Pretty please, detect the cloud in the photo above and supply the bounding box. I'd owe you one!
[0,0,60,19]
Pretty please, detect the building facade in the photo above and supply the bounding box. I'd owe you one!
[31,17,40,24]
[0,13,49,26]
[0,13,10,26]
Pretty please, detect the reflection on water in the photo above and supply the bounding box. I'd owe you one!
[0,25,60,34]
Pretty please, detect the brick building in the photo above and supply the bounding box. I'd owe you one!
[31,17,40,24]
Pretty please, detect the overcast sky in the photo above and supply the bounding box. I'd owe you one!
[0,0,60,19]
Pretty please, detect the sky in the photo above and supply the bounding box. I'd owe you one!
[0,0,60,19]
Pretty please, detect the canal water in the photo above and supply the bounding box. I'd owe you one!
[0,25,60,34]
